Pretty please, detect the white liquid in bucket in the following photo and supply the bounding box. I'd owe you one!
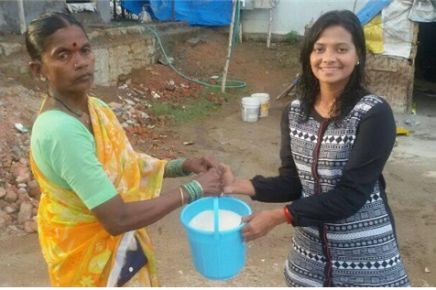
[189,209,242,232]
[241,97,260,122]
[251,93,270,117]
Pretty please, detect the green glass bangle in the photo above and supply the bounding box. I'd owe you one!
[164,158,192,178]
[183,180,204,203]
[187,190,196,204]
[192,180,204,199]
[182,183,195,203]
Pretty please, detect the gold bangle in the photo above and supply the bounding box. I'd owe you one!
[179,187,185,206]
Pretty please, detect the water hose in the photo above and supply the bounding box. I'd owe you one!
[144,19,246,89]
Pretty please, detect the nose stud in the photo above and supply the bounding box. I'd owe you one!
[74,63,78,68]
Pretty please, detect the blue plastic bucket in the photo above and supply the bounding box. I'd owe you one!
[180,197,251,280]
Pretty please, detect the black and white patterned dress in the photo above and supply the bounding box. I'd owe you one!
[252,95,410,287]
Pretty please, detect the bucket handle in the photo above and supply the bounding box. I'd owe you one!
[213,197,220,240]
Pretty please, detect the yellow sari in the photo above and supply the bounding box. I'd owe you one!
[30,97,167,287]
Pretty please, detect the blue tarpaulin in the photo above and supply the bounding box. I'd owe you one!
[121,0,233,26]
[356,0,391,25]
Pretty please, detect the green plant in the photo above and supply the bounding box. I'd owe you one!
[285,30,301,45]
[279,62,288,69]
[147,87,247,125]
[148,93,215,124]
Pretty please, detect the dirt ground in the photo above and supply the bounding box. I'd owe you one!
[0,28,435,287]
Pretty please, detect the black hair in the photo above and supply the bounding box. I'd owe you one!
[298,10,369,121]
[25,12,87,61]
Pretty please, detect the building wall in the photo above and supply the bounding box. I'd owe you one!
[0,0,110,34]
[1,22,198,87]
[91,27,157,86]
[0,26,157,86]
[241,0,372,36]
[0,1,22,34]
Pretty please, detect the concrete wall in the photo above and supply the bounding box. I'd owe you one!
[0,22,198,87]
[91,27,157,86]
[0,0,110,34]
[0,1,22,34]
[241,0,372,36]
[0,26,157,86]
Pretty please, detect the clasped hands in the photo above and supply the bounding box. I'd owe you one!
[181,156,234,196]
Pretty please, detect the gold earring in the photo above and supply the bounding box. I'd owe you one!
[356,61,360,65]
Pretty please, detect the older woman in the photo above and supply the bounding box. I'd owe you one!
[27,12,223,287]
[223,10,410,287]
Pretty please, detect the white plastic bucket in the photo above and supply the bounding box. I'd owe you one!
[251,93,270,117]
[241,97,260,122]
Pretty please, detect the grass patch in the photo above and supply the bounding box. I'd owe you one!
[150,97,220,124]
[149,87,247,125]
[284,30,302,45]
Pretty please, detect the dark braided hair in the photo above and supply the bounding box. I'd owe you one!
[298,10,369,122]
[25,12,87,62]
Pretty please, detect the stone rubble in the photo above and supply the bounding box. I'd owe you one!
[0,81,162,236]
[0,64,202,237]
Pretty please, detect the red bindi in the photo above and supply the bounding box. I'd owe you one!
[73,43,77,47]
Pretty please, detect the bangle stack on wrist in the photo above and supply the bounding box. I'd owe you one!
[182,180,204,203]
[164,158,192,178]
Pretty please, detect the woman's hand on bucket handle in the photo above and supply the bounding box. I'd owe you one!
[195,168,223,197]
[241,209,287,242]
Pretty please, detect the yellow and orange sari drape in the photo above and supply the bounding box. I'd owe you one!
[30,97,167,287]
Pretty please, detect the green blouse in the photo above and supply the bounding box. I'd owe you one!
[31,110,117,209]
